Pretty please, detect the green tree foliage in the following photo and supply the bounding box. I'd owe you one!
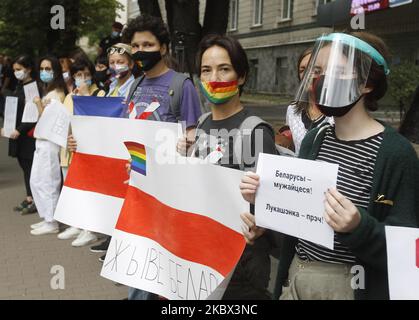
[388,62,419,118]
[0,0,122,58]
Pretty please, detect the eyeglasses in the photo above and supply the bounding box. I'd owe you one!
[107,46,130,56]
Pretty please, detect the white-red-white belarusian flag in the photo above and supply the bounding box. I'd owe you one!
[100,146,248,300]
[54,116,181,235]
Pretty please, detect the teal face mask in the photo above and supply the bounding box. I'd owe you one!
[40,70,54,83]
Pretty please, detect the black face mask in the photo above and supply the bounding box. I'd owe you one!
[132,51,162,72]
[95,70,109,83]
[312,75,362,118]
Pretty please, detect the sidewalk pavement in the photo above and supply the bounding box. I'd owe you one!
[0,138,128,300]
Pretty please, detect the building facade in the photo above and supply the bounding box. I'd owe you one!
[123,0,418,97]
[227,0,419,96]
[226,0,334,96]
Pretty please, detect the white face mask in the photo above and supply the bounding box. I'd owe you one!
[63,72,70,81]
[14,70,27,81]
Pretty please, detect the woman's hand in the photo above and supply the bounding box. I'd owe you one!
[240,212,266,245]
[33,96,42,105]
[9,130,21,140]
[124,160,132,185]
[67,134,78,152]
[176,136,194,156]
[324,188,361,233]
[239,172,260,205]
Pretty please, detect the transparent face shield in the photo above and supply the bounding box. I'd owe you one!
[295,34,376,110]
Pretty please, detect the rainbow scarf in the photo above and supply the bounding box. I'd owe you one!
[124,141,146,176]
[199,80,239,105]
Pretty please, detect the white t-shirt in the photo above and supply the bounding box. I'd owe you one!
[286,104,334,156]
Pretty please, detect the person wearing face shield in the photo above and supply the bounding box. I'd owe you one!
[240,32,419,300]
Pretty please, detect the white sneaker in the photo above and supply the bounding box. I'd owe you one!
[71,230,98,247]
[58,227,81,240]
[31,222,59,235]
[31,221,45,229]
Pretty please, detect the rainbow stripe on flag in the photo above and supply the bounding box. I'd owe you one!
[124,142,146,176]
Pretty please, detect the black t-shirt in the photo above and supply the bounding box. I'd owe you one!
[194,109,278,297]
[194,109,277,171]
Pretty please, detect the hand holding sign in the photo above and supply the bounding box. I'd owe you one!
[239,171,260,205]
[324,188,361,233]
[255,154,338,249]
[240,212,266,245]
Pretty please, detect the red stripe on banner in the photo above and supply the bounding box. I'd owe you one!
[138,111,152,120]
[65,152,128,199]
[416,238,419,269]
[116,186,246,276]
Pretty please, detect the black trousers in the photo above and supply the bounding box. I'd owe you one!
[17,157,33,197]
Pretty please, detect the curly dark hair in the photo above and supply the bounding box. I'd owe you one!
[122,14,170,47]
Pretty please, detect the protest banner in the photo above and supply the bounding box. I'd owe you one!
[33,99,71,148]
[101,145,247,300]
[54,116,182,235]
[386,226,419,300]
[255,153,338,249]
[2,96,18,138]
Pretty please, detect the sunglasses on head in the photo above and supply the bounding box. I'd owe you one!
[107,47,129,56]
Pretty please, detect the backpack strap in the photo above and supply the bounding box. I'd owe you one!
[189,111,211,157]
[236,116,275,171]
[127,75,145,103]
[168,72,190,122]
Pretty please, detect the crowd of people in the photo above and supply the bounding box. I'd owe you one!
[0,14,418,300]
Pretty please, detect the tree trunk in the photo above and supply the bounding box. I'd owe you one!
[166,0,201,74]
[137,0,162,18]
[202,0,229,37]
[399,86,419,143]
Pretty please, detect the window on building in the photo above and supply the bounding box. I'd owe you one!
[314,0,334,15]
[253,0,263,26]
[275,57,288,92]
[281,0,293,20]
[248,59,259,91]
[230,0,239,31]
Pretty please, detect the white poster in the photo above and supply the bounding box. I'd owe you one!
[101,146,247,300]
[386,226,419,300]
[21,82,40,123]
[34,99,71,148]
[255,153,338,249]
[2,96,18,138]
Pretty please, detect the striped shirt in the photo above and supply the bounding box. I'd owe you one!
[296,126,384,264]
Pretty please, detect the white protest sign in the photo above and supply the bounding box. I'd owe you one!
[22,82,40,123]
[101,147,247,300]
[54,116,183,235]
[34,99,71,148]
[2,96,18,138]
[385,226,419,300]
[255,153,338,249]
